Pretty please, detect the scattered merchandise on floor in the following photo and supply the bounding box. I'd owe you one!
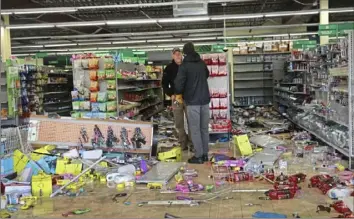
[1,106,353,218]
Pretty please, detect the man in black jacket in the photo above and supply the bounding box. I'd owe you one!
[174,42,210,164]
[162,48,192,151]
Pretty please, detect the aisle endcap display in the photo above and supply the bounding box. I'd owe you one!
[28,115,153,154]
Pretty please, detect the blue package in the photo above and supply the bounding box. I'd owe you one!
[0,156,14,175]
[252,211,287,218]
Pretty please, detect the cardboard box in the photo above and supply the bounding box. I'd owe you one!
[158,147,182,162]
[31,172,53,197]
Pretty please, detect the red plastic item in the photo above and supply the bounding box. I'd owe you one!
[273,181,299,190]
[288,173,307,184]
[265,172,275,182]
[234,172,253,182]
[309,174,336,194]
[263,188,297,200]
[331,201,352,214]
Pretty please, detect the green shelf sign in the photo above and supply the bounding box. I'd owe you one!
[318,23,354,36]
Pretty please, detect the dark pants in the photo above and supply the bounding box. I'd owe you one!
[185,104,209,158]
[173,101,192,149]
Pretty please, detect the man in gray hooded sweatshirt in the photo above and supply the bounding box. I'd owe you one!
[174,42,210,164]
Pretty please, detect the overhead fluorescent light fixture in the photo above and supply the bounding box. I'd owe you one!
[39,49,69,52]
[44,43,77,47]
[78,42,113,46]
[182,37,217,41]
[56,21,106,27]
[147,39,180,43]
[328,8,354,13]
[290,32,318,36]
[2,7,77,15]
[112,40,146,44]
[12,53,36,57]
[265,11,318,17]
[107,20,157,25]
[211,14,263,20]
[8,24,55,29]
[158,16,210,23]
[12,45,44,49]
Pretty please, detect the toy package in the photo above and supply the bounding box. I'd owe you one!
[71,91,79,101]
[211,65,219,76]
[202,54,212,65]
[89,71,97,81]
[91,103,100,112]
[105,70,115,79]
[81,101,91,111]
[97,92,107,102]
[104,57,114,69]
[81,59,89,68]
[212,110,220,119]
[90,93,98,102]
[106,101,117,112]
[219,88,228,98]
[107,91,117,101]
[72,101,80,110]
[107,80,116,90]
[218,65,227,76]
[88,58,99,69]
[97,70,106,80]
[90,81,99,92]
[219,98,228,109]
[219,110,227,119]
[99,103,107,112]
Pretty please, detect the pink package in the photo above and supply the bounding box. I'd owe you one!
[219,98,228,109]
[203,54,212,65]
[218,65,227,76]
[219,88,227,98]
[211,54,219,65]
[218,53,227,65]
[212,98,220,109]
[211,65,219,76]
[212,110,220,119]
[219,110,227,119]
[210,88,219,98]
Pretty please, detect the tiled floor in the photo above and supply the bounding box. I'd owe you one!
[12,137,345,219]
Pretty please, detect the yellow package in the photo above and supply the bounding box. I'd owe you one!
[13,150,29,173]
[158,147,182,162]
[31,172,53,197]
[233,135,252,156]
[31,145,56,161]
[55,158,82,175]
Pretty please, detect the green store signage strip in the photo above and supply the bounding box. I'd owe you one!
[318,23,354,36]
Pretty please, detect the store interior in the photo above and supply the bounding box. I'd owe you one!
[1,0,354,218]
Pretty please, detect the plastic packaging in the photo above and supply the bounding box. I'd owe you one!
[97,92,107,102]
[107,91,117,101]
[89,71,97,81]
[107,101,117,112]
[105,70,115,79]
[107,80,116,90]
[97,70,106,80]
[90,93,98,102]
[90,81,99,92]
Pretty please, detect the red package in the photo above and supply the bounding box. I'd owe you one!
[219,110,227,119]
[219,98,228,109]
[218,53,227,65]
[210,88,219,98]
[211,54,219,65]
[203,54,212,65]
[212,98,220,109]
[219,88,227,98]
[211,65,219,76]
[212,110,220,119]
[207,65,212,75]
[218,65,227,76]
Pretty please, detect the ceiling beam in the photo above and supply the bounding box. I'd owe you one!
[5,8,354,30]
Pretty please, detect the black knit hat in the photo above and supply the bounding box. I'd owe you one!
[183,42,195,55]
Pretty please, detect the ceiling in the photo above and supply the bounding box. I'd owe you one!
[2,0,354,54]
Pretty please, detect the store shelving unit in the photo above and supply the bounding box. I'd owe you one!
[41,66,73,116]
[275,34,354,167]
[116,62,164,120]
[233,51,290,106]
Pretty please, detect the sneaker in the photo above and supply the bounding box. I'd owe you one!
[202,154,209,162]
[188,156,203,164]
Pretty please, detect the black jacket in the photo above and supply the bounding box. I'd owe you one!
[174,52,210,106]
[162,60,179,97]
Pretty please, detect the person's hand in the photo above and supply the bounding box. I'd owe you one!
[171,95,176,101]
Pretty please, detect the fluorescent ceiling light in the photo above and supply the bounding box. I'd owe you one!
[12,45,44,49]
[107,20,157,25]
[69,48,98,51]
[2,7,77,15]
[328,8,354,13]
[290,32,318,36]
[147,39,180,43]
[211,14,263,20]
[12,53,35,57]
[97,47,127,50]
[56,22,106,27]
[157,44,184,48]
[131,35,174,40]
[158,16,210,23]
[188,33,222,37]
[265,11,318,17]
[112,40,146,44]
[40,49,69,52]
[78,42,113,46]
[74,37,127,42]
[182,37,217,41]
[44,43,77,47]
[8,24,55,29]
